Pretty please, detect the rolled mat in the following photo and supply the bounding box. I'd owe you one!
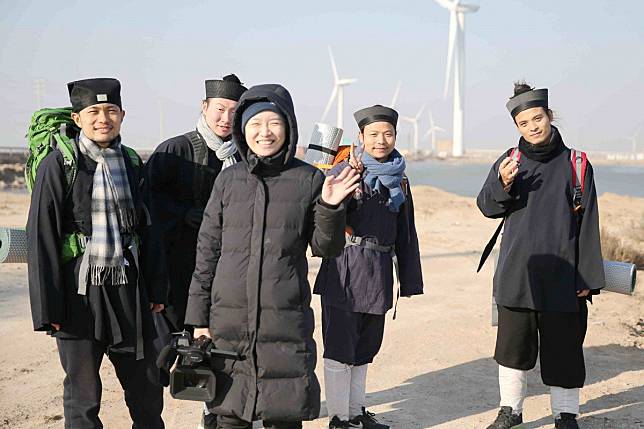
[304,122,343,168]
[602,260,637,296]
[0,227,28,263]
[491,259,638,326]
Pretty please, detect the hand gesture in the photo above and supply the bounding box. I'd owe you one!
[499,156,519,188]
[321,166,361,206]
[348,142,364,173]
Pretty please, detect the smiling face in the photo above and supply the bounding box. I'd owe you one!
[71,103,125,147]
[244,110,287,157]
[202,97,237,139]
[359,121,396,161]
[514,107,553,145]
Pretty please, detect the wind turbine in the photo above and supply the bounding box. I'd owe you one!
[423,109,445,154]
[321,47,357,129]
[627,127,641,154]
[436,0,479,157]
[401,104,426,154]
[390,81,402,108]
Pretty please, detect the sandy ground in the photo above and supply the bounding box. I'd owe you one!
[0,188,642,429]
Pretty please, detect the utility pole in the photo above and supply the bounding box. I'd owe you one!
[34,79,45,109]
[158,99,164,142]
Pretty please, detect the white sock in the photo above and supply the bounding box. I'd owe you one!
[324,358,351,421]
[203,402,211,415]
[550,386,580,418]
[498,364,527,415]
[349,364,368,419]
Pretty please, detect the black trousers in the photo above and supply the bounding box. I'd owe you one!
[494,299,588,388]
[56,337,164,429]
[216,414,301,429]
[322,304,386,366]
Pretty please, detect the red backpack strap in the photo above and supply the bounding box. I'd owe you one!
[508,147,521,162]
[580,151,587,193]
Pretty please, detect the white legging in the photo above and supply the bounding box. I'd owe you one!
[498,364,579,417]
[324,358,368,421]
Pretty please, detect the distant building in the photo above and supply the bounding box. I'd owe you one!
[435,139,453,158]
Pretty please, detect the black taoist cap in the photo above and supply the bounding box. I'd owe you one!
[67,78,122,113]
[205,74,247,101]
[353,104,399,130]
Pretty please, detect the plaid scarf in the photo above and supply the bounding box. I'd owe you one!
[78,131,137,286]
[196,114,238,169]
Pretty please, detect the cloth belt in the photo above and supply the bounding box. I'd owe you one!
[344,234,401,319]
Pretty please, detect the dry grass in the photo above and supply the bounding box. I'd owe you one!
[601,222,644,268]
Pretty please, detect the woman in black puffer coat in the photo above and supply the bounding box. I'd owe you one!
[185,83,360,428]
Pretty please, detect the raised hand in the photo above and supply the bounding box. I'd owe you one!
[348,141,364,173]
[499,156,519,188]
[321,166,361,206]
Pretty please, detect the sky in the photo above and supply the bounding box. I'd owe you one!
[1,0,643,152]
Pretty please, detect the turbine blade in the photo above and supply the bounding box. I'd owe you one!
[428,110,435,127]
[339,78,358,85]
[328,46,339,82]
[322,86,338,121]
[435,0,456,9]
[444,11,458,98]
[416,104,426,120]
[458,4,479,13]
[390,80,402,108]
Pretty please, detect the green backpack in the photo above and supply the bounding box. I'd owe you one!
[25,107,141,262]
[25,107,141,194]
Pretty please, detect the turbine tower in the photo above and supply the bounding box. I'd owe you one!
[423,109,445,154]
[401,104,426,154]
[436,0,479,157]
[321,47,357,129]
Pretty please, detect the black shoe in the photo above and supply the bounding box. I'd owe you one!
[486,406,524,429]
[349,407,390,429]
[198,411,217,429]
[329,416,351,429]
[555,413,579,429]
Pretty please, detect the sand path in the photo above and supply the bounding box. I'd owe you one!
[1,187,642,428]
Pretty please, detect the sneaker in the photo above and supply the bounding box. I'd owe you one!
[198,411,217,429]
[349,407,390,429]
[555,413,579,429]
[329,416,351,429]
[486,406,524,429]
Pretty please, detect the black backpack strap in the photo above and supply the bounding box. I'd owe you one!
[184,131,208,166]
[477,218,505,273]
[570,148,586,212]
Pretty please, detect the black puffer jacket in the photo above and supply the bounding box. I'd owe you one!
[185,84,346,422]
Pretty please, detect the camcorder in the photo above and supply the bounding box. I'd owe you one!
[157,331,242,402]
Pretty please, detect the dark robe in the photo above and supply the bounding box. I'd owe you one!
[313,161,424,314]
[143,133,235,330]
[476,130,604,312]
[27,142,168,357]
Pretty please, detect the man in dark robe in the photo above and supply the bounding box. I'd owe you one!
[27,78,167,428]
[142,74,246,429]
[143,74,247,332]
[477,82,604,429]
[313,105,424,429]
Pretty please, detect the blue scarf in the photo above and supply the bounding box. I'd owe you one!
[362,149,407,212]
